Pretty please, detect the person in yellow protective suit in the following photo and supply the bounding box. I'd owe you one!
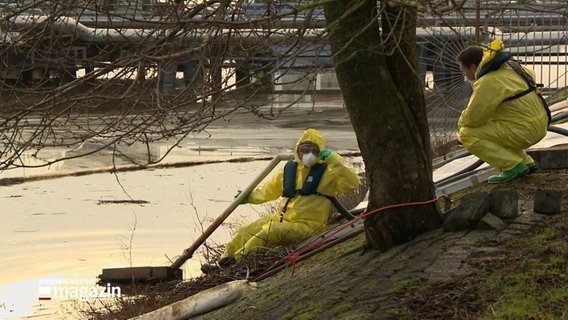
[456,39,548,184]
[201,128,360,273]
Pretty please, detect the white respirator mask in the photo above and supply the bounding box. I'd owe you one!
[301,153,317,167]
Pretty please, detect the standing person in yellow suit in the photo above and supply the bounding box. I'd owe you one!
[201,128,360,273]
[456,39,549,184]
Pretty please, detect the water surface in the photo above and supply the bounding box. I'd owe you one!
[0,103,360,319]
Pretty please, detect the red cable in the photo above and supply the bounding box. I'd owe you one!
[285,195,440,275]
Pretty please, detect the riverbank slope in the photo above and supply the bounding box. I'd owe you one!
[196,166,568,319]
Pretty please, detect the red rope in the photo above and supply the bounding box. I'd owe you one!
[285,195,440,276]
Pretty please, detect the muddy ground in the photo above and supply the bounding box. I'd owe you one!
[192,168,568,320]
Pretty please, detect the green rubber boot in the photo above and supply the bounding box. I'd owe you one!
[488,162,529,184]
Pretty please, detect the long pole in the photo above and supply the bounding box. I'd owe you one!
[170,154,292,269]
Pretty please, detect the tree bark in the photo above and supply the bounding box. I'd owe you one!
[324,1,443,251]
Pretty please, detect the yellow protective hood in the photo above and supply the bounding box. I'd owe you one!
[294,128,325,163]
[476,38,506,79]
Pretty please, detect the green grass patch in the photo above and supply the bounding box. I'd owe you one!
[385,214,568,319]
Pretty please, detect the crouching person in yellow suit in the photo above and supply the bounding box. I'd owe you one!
[456,39,549,184]
[201,128,360,273]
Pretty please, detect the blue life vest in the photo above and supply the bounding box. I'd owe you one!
[280,160,359,221]
[282,160,327,198]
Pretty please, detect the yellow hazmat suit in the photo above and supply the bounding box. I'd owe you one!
[458,39,548,173]
[222,128,360,260]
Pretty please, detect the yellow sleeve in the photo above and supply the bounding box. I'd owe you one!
[248,167,284,204]
[459,82,500,127]
[320,152,359,194]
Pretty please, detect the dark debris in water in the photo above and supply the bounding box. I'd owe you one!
[97,199,150,205]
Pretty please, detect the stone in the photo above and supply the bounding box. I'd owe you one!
[476,213,508,231]
[533,189,562,215]
[527,146,568,170]
[489,189,519,219]
[443,191,489,232]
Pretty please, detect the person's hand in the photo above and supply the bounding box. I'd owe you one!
[234,189,249,204]
[319,149,332,160]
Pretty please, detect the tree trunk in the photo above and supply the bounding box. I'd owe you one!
[324,1,443,251]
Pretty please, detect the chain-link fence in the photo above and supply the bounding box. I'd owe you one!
[420,1,567,153]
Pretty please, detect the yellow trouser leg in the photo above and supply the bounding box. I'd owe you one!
[236,218,317,260]
[462,138,522,171]
[459,121,543,171]
[520,152,535,166]
[222,214,274,259]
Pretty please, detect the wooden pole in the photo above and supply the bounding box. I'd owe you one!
[170,154,292,269]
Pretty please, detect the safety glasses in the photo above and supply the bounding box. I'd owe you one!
[297,142,319,155]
